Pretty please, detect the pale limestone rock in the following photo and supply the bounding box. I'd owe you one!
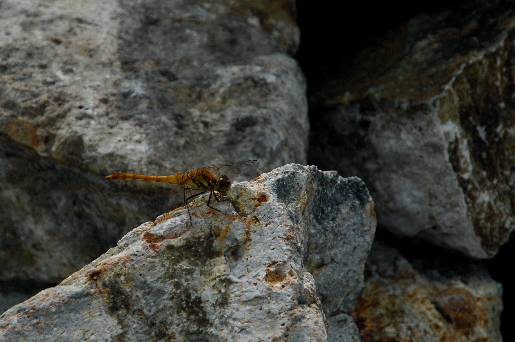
[0,164,376,341]
[0,0,306,282]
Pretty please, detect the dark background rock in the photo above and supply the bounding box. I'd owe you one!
[0,279,54,314]
[307,1,515,259]
[350,235,502,341]
[296,0,512,339]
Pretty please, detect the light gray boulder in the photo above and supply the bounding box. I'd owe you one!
[0,164,376,341]
[0,0,307,282]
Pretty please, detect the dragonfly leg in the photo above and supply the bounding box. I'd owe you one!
[185,188,207,202]
[206,191,224,214]
[184,188,206,225]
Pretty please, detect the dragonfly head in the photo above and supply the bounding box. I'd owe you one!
[216,174,231,194]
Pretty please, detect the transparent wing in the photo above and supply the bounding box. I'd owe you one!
[202,160,259,180]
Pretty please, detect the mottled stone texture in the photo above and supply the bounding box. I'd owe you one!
[309,1,515,258]
[351,239,503,342]
[0,165,376,341]
[0,0,307,282]
[0,134,170,282]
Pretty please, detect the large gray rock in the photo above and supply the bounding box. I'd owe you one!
[0,134,169,282]
[0,0,307,282]
[0,164,376,341]
[309,2,515,258]
[350,238,503,341]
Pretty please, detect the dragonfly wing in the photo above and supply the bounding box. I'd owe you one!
[203,160,259,180]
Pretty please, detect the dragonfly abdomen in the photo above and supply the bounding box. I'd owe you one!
[105,173,184,184]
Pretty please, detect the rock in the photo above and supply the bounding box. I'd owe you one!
[0,0,307,282]
[0,164,376,341]
[326,314,361,342]
[0,133,173,282]
[350,238,503,341]
[309,2,515,258]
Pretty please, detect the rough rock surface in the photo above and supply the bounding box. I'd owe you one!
[309,2,515,258]
[0,0,307,282]
[351,238,503,341]
[0,134,171,282]
[0,164,376,341]
[326,314,361,342]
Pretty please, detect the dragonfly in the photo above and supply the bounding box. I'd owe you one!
[105,160,259,222]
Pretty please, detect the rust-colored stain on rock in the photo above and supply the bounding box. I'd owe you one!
[142,232,167,244]
[430,287,485,331]
[7,119,40,148]
[87,269,103,281]
[142,230,188,253]
[351,280,494,342]
[264,262,290,285]
[257,192,269,203]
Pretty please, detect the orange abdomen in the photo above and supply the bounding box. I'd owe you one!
[105,173,184,184]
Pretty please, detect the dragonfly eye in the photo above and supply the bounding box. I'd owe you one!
[217,175,231,193]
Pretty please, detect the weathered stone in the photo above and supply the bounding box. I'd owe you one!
[350,238,503,341]
[326,314,361,342]
[0,164,376,340]
[0,133,173,282]
[309,2,515,258]
[0,0,307,281]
